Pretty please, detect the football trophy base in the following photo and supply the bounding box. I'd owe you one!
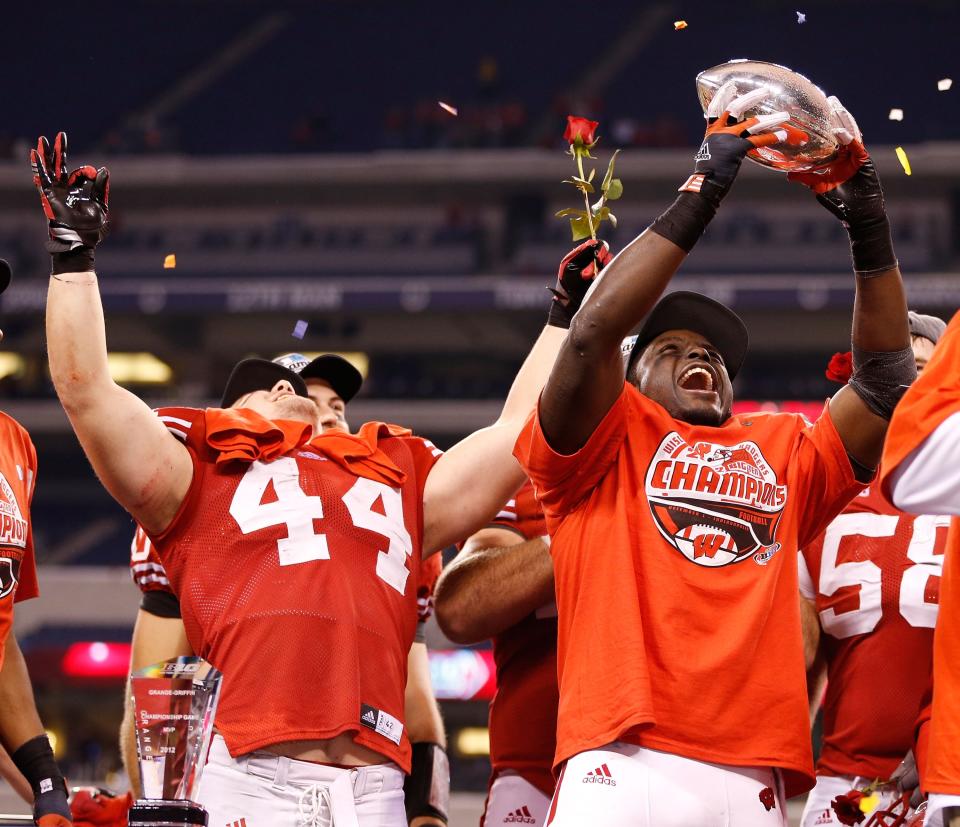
[128,799,208,826]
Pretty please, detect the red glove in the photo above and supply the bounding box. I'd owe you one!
[69,788,133,827]
[547,238,613,328]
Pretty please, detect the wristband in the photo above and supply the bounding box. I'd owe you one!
[11,735,66,799]
[51,246,95,275]
[649,192,717,253]
[404,742,449,824]
[847,215,898,277]
[546,295,575,329]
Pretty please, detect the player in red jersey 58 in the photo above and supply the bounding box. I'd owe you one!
[33,130,605,826]
[515,90,914,826]
[799,312,948,827]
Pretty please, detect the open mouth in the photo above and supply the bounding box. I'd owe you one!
[678,365,716,393]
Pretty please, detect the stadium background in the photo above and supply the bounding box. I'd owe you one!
[0,0,956,823]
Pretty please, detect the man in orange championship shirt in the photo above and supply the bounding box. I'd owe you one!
[0,260,75,827]
[514,87,915,825]
[880,309,960,827]
[32,128,609,827]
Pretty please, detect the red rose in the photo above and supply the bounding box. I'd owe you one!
[825,351,853,383]
[831,791,867,825]
[564,115,599,147]
[759,787,776,811]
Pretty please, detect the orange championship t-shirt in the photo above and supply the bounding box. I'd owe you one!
[880,309,960,796]
[514,382,864,797]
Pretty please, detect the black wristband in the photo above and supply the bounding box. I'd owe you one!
[546,293,574,329]
[649,192,718,253]
[51,246,95,275]
[11,735,66,799]
[404,742,449,824]
[848,215,898,277]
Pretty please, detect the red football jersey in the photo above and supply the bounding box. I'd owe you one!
[132,524,441,622]
[145,406,441,772]
[487,481,556,797]
[516,385,864,797]
[801,486,947,779]
[0,412,39,670]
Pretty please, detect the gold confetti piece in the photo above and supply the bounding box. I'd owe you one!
[938,78,953,91]
[888,108,904,121]
[895,146,912,176]
[163,254,177,269]
[438,101,459,116]
[859,792,880,814]
[674,19,688,29]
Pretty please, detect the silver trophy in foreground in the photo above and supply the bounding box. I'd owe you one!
[128,657,223,826]
[696,58,843,172]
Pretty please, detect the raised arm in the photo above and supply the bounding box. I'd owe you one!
[421,243,604,553]
[34,134,192,534]
[788,101,912,476]
[540,86,789,455]
[434,527,552,644]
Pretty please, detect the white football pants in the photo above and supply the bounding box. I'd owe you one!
[546,741,788,827]
[482,772,551,827]
[197,735,406,827]
[800,774,906,826]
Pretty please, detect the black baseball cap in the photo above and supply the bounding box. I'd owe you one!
[274,353,364,402]
[220,358,309,408]
[627,291,749,379]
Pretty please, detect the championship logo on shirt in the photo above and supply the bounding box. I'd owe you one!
[645,432,786,567]
[0,472,27,550]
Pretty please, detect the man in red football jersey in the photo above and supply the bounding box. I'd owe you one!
[435,481,554,826]
[514,88,914,825]
[879,311,960,827]
[799,312,948,827]
[121,354,449,827]
[33,131,602,827]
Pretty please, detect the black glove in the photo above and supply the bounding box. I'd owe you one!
[787,97,896,277]
[547,238,612,328]
[30,132,109,275]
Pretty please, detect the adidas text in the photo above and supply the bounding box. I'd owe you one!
[582,775,617,786]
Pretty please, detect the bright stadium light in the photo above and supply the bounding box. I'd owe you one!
[454,727,490,757]
[0,353,25,380]
[106,353,174,385]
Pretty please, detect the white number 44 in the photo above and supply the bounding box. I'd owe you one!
[229,459,413,594]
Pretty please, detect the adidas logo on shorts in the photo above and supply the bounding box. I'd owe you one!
[814,810,833,825]
[503,805,536,824]
[361,710,377,724]
[582,763,616,786]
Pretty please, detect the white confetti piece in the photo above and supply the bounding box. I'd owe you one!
[292,320,308,339]
[938,78,953,91]
[888,108,904,121]
[438,101,458,116]
[796,11,806,23]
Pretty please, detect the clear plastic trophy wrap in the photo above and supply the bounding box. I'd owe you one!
[128,657,223,826]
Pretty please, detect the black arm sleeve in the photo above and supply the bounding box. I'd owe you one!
[140,589,181,619]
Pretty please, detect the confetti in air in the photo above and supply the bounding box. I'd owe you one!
[796,11,806,23]
[888,108,904,121]
[292,320,309,339]
[895,146,912,176]
[163,254,176,269]
[673,20,688,30]
[938,78,953,91]
[438,101,459,116]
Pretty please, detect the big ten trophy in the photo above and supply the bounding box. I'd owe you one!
[696,59,844,173]
[128,657,223,826]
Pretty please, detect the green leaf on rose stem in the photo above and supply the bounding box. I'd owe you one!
[588,167,596,183]
[608,211,618,228]
[605,178,623,201]
[601,149,621,193]
[590,195,605,216]
[563,178,595,194]
[569,215,593,241]
[555,208,588,218]
[593,206,611,223]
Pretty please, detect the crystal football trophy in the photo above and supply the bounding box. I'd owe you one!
[696,59,843,173]
[128,657,223,826]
